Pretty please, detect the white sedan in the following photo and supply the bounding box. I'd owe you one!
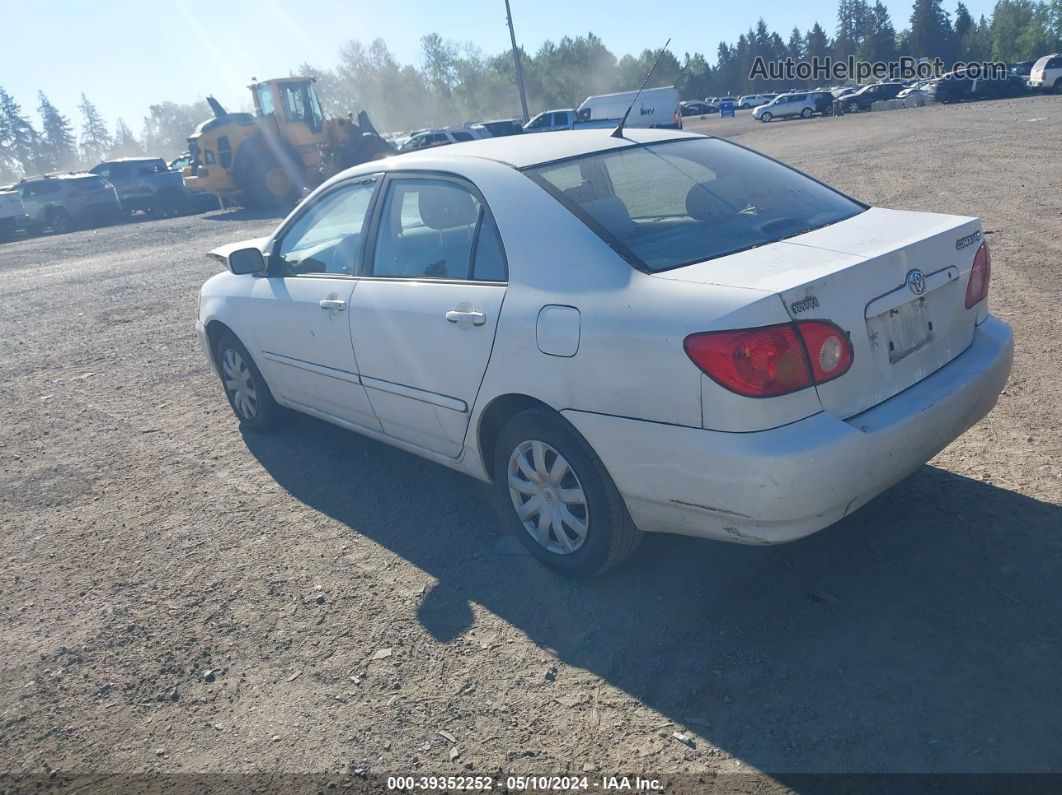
[197,129,1013,577]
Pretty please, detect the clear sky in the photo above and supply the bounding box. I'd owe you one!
[3,0,995,134]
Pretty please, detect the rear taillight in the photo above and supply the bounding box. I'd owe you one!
[684,320,853,398]
[965,241,991,309]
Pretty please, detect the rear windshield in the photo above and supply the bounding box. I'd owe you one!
[525,138,865,272]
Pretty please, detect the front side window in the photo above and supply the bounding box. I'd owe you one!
[256,84,275,116]
[527,138,865,273]
[276,179,377,276]
[372,178,504,281]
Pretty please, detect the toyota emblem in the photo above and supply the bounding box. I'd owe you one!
[906,269,927,295]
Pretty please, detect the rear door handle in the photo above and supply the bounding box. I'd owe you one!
[319,299,347,311]
[445,309,486,326]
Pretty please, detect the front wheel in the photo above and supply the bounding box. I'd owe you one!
[800,107,812,119]
[760,112,772,123]
[494,408,640,577]
[212,331,283,432]
[845,101,859,113]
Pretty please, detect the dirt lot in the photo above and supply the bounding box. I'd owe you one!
[1,95,1060,786]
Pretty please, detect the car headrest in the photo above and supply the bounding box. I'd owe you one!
[686,180,744,222]
[418,185,479,230]
[582,195,633,231]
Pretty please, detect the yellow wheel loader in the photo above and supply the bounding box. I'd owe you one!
[181,77,394,208]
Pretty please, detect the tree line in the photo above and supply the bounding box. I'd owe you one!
[2,0,1060,182]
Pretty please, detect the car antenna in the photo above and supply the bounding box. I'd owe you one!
[611,38,670,139]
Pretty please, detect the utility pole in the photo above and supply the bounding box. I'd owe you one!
[504,0,530,122]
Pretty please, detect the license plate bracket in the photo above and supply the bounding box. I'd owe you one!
[876,296,934,363]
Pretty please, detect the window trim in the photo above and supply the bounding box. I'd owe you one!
[268,173,384,279]
[520,136,869,274]
[359,171,509,285]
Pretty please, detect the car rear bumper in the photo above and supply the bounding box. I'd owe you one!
[563,315,1013,545]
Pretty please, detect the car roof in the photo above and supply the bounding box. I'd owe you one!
[388,127,696,170]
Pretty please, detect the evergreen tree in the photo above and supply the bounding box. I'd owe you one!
[0,86,40,178]
[909,0,956,66]
[858,2,899,63]
[37,92,77,172]
[110,118,143,158]
[78,93,111,167]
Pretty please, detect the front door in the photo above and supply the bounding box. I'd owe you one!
[348,175,509,457]
[251,176,382,432]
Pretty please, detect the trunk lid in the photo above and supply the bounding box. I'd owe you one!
[657,207,984,418]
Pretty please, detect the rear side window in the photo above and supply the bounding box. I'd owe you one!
[451,131,474,142]
[526,138,865,272]
[372,179,480,280]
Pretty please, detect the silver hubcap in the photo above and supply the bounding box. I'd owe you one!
[508,440,589,555]
[221,348,258,420]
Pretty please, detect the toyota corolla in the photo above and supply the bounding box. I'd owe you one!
[196,129,1013,577]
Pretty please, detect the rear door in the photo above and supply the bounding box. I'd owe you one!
[348,174,508,457]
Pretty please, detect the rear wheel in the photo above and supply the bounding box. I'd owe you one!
[494,408,640,577]
[800,107,813,119]
[48,207,72,234]
[1054,78,1062,94]
[212,331,283,432]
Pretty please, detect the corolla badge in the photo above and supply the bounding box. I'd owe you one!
[906,269,927,295]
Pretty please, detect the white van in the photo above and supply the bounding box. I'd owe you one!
[575,86,681,129]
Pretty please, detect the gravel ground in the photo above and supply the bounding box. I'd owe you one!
[1,95,1060,785]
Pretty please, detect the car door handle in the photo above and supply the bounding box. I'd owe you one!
[445,309,486,326]
[319,299,347,311]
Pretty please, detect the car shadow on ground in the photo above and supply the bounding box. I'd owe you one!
[244,412,1062,773]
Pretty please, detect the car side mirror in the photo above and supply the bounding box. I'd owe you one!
[227,247,266,275]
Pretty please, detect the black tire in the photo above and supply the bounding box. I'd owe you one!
[153,189,193,217]
[236,146,302,208]
[800,107,812,119]
[845,101,859,113]
[1054,78,1062,95]
[493,408,640,577]
[48,207,72,234]
[760,112,772,123]
[212,331,283,432]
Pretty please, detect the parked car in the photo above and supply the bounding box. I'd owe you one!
[197,129,1011,577]
[0,186,27,242]
[575,86,682,129]
[478,119,525,137]
[752,92,817,121]
[401,128,482,152]
[841,82,904,111]
[831,85,863,99]
[1028,53,1062,92]
[523,109,615,133]
[925,73,1027,103]
[809,90,836,115]
[90,157,192,216]
[1007,60,1037,86]
[679,101,714,117]
[17,173,122,233]
[737,94,776,109]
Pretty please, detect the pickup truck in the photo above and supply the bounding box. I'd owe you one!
[0,187,27,242]
[523,109,615,133]
[89,157,192,216]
